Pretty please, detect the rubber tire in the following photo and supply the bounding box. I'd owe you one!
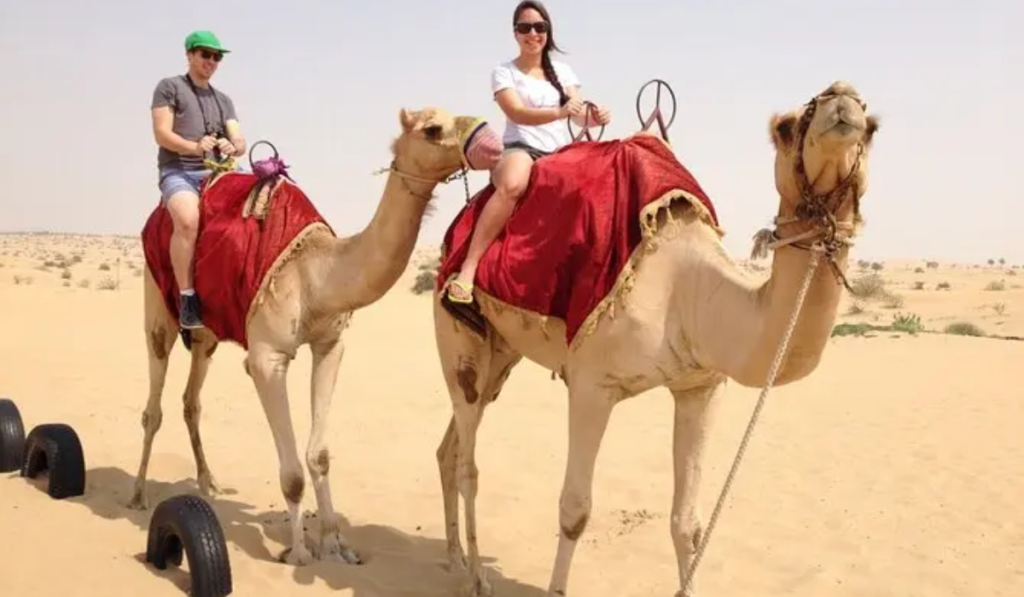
[20,423,86,499]
[146,494,233,597]
[0,398,27,473]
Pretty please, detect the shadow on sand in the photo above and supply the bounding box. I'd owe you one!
[24,466,548,596]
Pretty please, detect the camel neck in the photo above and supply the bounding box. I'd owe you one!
[322,158,436,312]
[673,216,849,388]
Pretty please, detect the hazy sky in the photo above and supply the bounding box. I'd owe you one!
[1,0,1020,263]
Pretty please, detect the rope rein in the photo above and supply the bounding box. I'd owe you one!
[680,92,867,595]
[681,243,825,595]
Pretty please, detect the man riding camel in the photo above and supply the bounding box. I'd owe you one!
[150,30,246,329]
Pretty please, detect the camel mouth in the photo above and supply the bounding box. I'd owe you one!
[829,120,862,136]
[816,111,867,142]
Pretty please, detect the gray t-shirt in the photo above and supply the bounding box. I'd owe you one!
[151,75,238,171]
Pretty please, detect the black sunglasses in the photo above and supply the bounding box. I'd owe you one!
[514,21,548,34]
[197,49,223,62]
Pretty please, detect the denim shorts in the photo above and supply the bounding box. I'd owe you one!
[157,167,213,204]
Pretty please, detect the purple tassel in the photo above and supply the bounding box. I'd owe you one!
[248,140,293,182]
[252,155,291,181]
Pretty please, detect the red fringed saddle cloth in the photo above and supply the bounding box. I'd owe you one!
[141,171,333,348]
[436,133,721,346]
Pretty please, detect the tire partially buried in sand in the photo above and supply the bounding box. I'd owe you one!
[146,493,233,597]
[0,397,27,473]
[20,422,86,499]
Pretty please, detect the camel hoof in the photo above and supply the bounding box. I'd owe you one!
[462,572,493,597]
[146,493,233,597]
[445,550,468,573]
[126,493,149,511]
[198,474,226,497]
[320,547,362,565]
[0,397,27,473]
[318,532,363,564]
[279,544,314,566]
[20,422,86,499]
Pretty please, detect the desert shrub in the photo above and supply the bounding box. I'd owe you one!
[944,322,985,337]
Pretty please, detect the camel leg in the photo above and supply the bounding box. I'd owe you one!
[434,297,520,596]
[668,383,719,597]
[435,416,464,571]
[546,378,618,596]
[181,331,224,497]
[305,333,361,564]
[128,270,179,510]
[246,343,312,565]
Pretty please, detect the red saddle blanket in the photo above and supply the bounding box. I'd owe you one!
[436,133,720,345]
[141,171,333,348]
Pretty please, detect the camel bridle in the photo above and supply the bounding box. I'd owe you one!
[755,91,870,292]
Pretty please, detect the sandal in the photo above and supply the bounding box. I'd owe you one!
[445,278,475,304]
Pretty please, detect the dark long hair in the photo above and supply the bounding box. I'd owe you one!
[512,0,568,106]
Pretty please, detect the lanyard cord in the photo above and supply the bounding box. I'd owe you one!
[183,73,226,137]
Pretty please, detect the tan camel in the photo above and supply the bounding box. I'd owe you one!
[127,107,479,566]
[431,81,879,596]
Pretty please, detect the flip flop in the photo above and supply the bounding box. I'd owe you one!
[446,278,475,304]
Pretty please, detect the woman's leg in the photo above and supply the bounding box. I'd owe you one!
[448,149,535,302]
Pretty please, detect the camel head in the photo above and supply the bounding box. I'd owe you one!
[768,81,879,230]
[391,107,489,188]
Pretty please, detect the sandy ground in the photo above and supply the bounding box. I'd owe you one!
[0,233,1021,596]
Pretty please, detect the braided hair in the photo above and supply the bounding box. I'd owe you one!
[513,1,568,106]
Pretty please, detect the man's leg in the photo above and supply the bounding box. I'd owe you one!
[159,172,205,329]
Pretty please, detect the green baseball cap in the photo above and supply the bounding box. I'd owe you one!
[184,30,230,53]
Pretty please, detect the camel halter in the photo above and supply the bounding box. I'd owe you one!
[751,92,868,292]
[681,91,870,595]
[373,118,504,203]
[374,161,470,203]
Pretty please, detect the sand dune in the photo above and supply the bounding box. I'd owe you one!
[1,232,1021,596]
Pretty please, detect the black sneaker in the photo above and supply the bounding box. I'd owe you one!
[179,294,205,329]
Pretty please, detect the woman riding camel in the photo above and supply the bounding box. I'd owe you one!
[446,0,612,304]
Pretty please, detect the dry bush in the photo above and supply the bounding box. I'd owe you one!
[881,293,905,309]
[411,270,437,294]
[849,274,886,299]
[96,276,118,290]
[944,322,985,337]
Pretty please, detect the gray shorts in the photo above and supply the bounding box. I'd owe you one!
[502,141,550,161]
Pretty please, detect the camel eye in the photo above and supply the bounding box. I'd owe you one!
[423,124,443,141]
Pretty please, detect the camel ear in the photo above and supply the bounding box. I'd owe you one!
[399,108,417,132]
[864,115,880,147]
[769,112,798,149]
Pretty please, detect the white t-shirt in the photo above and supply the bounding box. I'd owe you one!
[491,58,581,153]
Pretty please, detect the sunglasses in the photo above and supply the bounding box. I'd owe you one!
[197,49,223,62]
[514,21,548,34]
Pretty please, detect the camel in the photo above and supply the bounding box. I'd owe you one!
[127,106,481,566]
[431,81,879,596]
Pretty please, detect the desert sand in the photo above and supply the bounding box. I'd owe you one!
[0,232,1021,596]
